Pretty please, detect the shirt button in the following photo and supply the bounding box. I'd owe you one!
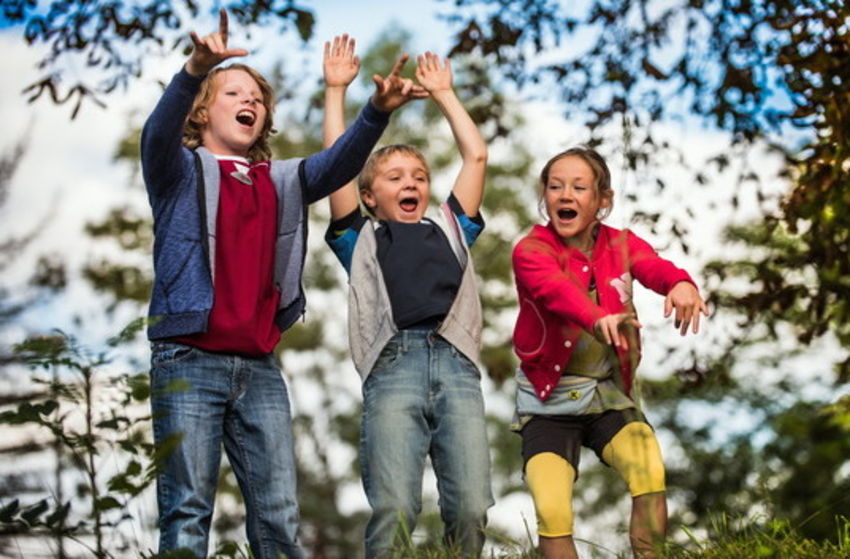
[582,265,589,272]
[554,365,561,372]
[564,340,572,348]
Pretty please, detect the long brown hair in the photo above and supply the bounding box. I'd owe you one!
[539,146,613,220]
[182,64,276,162]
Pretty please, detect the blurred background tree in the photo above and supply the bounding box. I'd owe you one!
[1,0,848,556]
[438,0,850,544]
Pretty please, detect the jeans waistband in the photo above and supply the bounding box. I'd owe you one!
[393,328,448,349]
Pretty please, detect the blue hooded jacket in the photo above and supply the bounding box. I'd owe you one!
[141,68,388,341]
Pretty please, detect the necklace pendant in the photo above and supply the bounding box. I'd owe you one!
[230,170,253,186]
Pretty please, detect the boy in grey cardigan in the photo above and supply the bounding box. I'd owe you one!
[322,36,493,558]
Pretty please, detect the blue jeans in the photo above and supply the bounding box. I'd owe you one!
[360,330,494,558]
[149,341,304,559]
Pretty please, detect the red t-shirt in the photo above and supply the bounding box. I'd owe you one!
[177,157,281,355]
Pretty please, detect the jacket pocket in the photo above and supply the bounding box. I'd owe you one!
[159,240,208,311]
[514,297,546,358]
[274,229,302,304]
[350,283,387,345]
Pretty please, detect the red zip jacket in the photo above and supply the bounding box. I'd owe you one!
[512,223,695,402]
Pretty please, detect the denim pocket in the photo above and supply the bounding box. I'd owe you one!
[150,342,197,368]
[371,340,401,373]
[449,345,481,379]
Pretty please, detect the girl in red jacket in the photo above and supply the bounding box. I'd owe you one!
[511,147,708,559]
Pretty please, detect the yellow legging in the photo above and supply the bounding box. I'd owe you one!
[526,422,666,537]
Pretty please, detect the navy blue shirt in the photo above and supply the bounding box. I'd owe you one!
[326,194,484,329]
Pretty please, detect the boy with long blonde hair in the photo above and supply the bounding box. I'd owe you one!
[141,13,414,558]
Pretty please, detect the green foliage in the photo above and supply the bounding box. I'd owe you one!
[822,395,850,433]
[665,515,850,559]
[367,517,541,558]
[0,140,65,366]
[444,0,850,381]
[83,206,154,311]
[641,368,850,544]
[0,498,76,536]
[444,0,835,141]
[704,214,850,381]
[0,331,156,556]
[6,0,317,118]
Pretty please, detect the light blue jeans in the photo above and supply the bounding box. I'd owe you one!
[361,330,494,558]
[149,341,305,559]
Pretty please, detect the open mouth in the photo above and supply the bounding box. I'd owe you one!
[557,208,578,220]
[399,197,419,213]
[236,110,256,126]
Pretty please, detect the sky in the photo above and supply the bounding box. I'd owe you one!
[1,0,844,555]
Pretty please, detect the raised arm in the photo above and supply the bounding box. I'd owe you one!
[142,9,248,196]
[416,52,487,216]
[185,9,249,77]
[303,53,426,203]
[323,34,362,220]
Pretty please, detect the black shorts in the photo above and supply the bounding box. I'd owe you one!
[520,408,649,474]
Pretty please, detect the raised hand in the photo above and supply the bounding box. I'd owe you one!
[324,34,360,88]
[664,281,710,336]
[415,52,453,94]
[186,9,249,77]
[594,312,642,350]
[371,54,429,113]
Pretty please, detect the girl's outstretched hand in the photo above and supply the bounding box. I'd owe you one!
[324,34,360,88]
[664,281,710,336]
[415,52,453,93]
[371,54,429,113]
[186,9,249,77]
[594,313,642,350]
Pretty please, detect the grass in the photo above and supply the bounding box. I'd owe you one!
[140,514,850,558]
[375,515,850,559]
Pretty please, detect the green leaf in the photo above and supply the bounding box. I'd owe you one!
[107,316,148,346]
[125,460,142,477]
[128,373,151,401]
[0,499,20,523]
[20,499,49,526]
[94,496,121,512]
[293,9,315,42]
[44,502,71,527]
[96,416,129,430]
[0,400,59,425]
